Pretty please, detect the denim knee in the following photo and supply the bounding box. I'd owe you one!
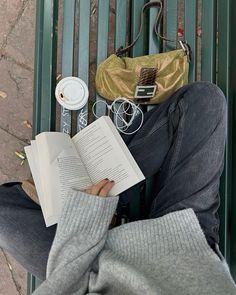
[187,81,226,112]
[182,81,226,130]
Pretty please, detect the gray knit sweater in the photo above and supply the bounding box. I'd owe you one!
[33,191,236,295]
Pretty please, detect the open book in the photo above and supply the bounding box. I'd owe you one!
[25,116,145,227]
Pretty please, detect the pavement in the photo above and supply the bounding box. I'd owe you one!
[0,0,36,294]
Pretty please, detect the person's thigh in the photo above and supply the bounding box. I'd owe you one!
[122,81,226,249]
[0,183,56,280]
[149,82,226,248]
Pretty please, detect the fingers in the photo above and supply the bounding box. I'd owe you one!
[82,179,115,197]
[90,179,110,196]
[98,180,115,197]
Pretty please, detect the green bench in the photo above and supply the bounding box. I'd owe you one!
[27,0,236,293]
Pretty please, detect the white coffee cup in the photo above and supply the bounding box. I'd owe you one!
[55,77,89,110]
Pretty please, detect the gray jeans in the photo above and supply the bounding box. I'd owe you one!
[0,82,226,280]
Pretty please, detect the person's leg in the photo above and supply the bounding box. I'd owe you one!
[121,81,226,249]
[0,182,56,280]
[0,81,225,280]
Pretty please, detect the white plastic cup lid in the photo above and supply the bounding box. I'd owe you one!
[55,77,89,110]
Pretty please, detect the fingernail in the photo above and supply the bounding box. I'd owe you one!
[105,178,109,180]
[111,180,115,183]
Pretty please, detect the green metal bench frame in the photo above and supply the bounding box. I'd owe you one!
[28,0,236,293]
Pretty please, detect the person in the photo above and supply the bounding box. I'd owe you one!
[0,81,236,294]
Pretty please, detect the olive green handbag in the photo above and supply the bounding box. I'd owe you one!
[96,1,191,105]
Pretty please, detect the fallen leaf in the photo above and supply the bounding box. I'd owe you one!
[23,120,32,128]
[177,28,184,38]
[15,151,26,160]
[0,90,7,99]
[197,26,202,37]
[56,74,62,81]
[7,262,12,270]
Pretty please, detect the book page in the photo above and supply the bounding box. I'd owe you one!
[72,116,145,197]
[30,140,46,211]
[57,150,93,198]
[24,144,47,220]
[35,132,92,227]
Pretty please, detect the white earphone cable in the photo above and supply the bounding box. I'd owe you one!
[92,97,144,135]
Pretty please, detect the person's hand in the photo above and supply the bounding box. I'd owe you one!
[82,179,115,197]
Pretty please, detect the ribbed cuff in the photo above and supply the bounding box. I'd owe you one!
[57,190,119,240]
[107,209,213,263]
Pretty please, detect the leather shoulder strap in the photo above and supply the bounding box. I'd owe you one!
[116,1,174,56]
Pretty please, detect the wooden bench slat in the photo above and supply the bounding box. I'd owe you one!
[131,0,147,57]
[148,0,161,54]
[36,0,58,132]
[184,0,197,82]
[114,1,128,124]
[76,0,91,131]
[33,0,44,137]
[61,0,75,77]
[128,0,146,221]
[95,0,110,117]
[115,0,128,48]
[27,273,42,294]
[218,0,230,259]
[77,0,90,82]
[201,0,217,82]
[60,0,76,134]
[146,0,161,112]
[217,0,231,264]
[165,0,178,51]
[227,0,236,272]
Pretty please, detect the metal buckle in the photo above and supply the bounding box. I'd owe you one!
[134,85,157,99]
[179,40,192,62]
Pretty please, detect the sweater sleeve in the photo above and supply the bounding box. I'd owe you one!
[33,190,119,295]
